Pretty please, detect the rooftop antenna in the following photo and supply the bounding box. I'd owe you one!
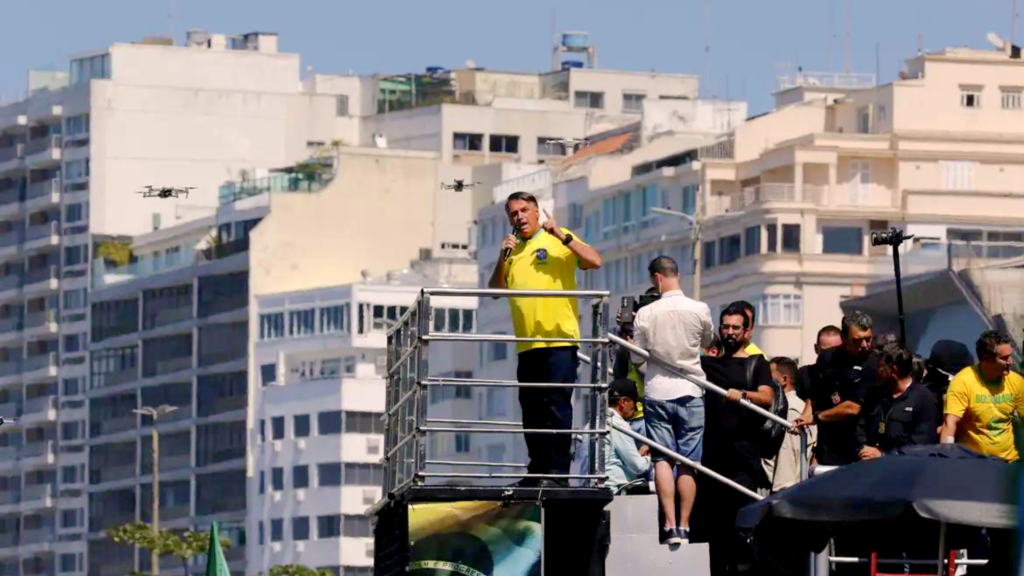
[844,0,852,73]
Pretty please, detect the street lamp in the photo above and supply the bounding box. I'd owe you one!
[134,404,178,576]
[650,207,704,300]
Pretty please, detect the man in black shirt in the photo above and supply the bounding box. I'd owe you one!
[795,325,842,400]
[856,342,939,458]
[692,304,775,574]
[795,311,878,466]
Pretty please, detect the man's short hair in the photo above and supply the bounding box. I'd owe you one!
[879,342,915,379]
[720,303,750,329]
[976,330,1012,362]
[504,191,538,212]
[912,354,926,382]
[873,332,899,351]
[728,300,756,328]
[817,325,842,342]
[841,310,873,338]
[770,356,798,382]
[648,256,679,278]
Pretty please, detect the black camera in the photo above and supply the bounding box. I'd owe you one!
[870,227,912,248]
[617,293,659,335]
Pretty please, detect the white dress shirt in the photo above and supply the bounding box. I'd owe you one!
[631,290,715,401]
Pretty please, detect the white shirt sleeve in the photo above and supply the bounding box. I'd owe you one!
[630,308,649,365]
[700,303,715,349]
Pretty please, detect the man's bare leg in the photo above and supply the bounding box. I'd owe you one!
[654,460,677,530]
[677,465,697,529]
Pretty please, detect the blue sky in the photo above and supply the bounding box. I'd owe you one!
[0,0,1016,113]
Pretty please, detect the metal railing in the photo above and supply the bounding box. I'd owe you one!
[379,287,612,501]
[25,179,58,201]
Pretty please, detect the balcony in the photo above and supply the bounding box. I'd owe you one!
[23,309,57,337]
[218,171,328,205]
[0,401,20,419]
[22,352,58,381]
[146,305,193,330]
[25,135,61,167]
[92,244,196,289]
[104,367,139,388]
[0,144,23,174]
[0,360,21,380]
[22,266,58,294]
[0,187,22,219]
[23,221,58,251]
[24,180,58,211]
[90,414,136,437]
[91,463,136,485]
[20,483,54,508]
[778,70,876,90]
[731,183,828,211]
[22,396,56,419]
[0,532,17,547]
[0,317,22,344]
[0,490,18,506]
[0,274,21,300]
[0,230,23,260]
[149,356,192,376]
[20,526,54,545]
[197,237,249,264]
[20,440,55,466]
[21,556,55,575]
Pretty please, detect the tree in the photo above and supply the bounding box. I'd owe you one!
[109,522,232,576]
[258,566,336,576]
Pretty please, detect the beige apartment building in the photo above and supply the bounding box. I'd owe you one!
[566,43,1024,364]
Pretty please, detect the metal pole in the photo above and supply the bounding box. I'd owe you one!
[892,243,907,347]
[692,222,702,301]
[151,424,160,576]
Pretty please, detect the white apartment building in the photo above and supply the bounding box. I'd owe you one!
[247,265,476,575]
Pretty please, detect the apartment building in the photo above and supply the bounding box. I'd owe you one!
[247,262,476,575]
[564,43,1024,364]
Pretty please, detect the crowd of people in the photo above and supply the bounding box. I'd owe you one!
[488,191,1023,574]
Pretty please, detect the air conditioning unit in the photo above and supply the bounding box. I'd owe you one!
[296,542,305,553]
[296,439,306,451]
[362,489,376,506]
[367,437,381,456]
[272,492,281,503]
[296,490,305,502]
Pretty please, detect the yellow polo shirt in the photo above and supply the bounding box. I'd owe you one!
[746,342,765,356]
[505,228,584,353]
[945,366,1024,462]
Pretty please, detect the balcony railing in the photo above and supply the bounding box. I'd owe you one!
[92,244,196,289]
[20,527,55,545]
[23,265,57,286]
[0,274,21,292]
[23,352,57,373]
[20,440,53,458]
[0,231,22,249]
[0,401,20,418]
[732,183,828,210]
[23,395,55,415]
[146,305,193,330]
[105,367,139,388]
[25,135,61,156]
[91,464,136,484]
[0,361,21,377]
[0,490,19,505]
[149,356,192,376]
[0,445,19,461]
[778,71,876,90]
[218,172,327,205]
[21,482,53,501]
[0,316,22,334]
[0,532,17,547]
[24,221,58,242]
[25,179,58,200]
[23,309,56,330]
[0,144,22,163]
[0,187,21,208]
[90,414,136,437]
[197,237,250,263]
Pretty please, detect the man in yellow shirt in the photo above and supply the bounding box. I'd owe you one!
[729,300,765,357]
[941,330,1024,462]
[489,192,602,487]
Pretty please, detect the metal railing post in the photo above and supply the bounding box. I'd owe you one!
[592,296,609,487]
[414,293,430,486]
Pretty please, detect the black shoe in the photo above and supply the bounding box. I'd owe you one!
[537,478,569,488]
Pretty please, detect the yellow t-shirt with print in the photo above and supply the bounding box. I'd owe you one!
[505,228,585,354]
[944,366,1024,462]
[627,363,645,419]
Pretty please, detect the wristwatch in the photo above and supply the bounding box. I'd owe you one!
[741,390,748,401]
[812,410,821,423]
[562,233,574,246]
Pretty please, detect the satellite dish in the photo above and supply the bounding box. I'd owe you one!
[987,32,1007,50]
[465,59,477,69]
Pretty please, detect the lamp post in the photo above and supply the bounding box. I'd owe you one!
[650,207,703,300]
[133,404,178,576]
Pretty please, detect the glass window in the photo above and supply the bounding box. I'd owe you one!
[293,465,309,489]
[271,417,285,440]
[271,467,283,491]
[270,519,283,542]
[343,463,383,486]
[766,224,778,253]
[453,133,483,151]
[782,224,801,253]
[719,234,742,265]
[65,203,84,223]
[461,309,474,333]
[489,135,519,154]
[344,412,385,434]
[1001,88,1022,110]
[293,516,310,541]
[335,95,349,117]
[703,241,716,269]
[259,313,284,340]
[822,226,863,255]
[574,91,604,109]
[318,463,342,486]
[317,515,342,539]
[343,515,372,538]
[320,304,348,333]
[759,294,803,326]
[455,433,471,453]
[288,309,315,337]
[260,363,276,387]
[294,414,310,438]
[744,226,761,256]
[960,86,982,108]
[623,92,645,113]
[318,411,342,435]
[537,137,566,156]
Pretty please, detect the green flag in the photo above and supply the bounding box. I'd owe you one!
[205,522,231,576]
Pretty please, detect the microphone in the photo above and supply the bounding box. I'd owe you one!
[502,228,519,261]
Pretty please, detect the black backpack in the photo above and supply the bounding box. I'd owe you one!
[745,357,789,459]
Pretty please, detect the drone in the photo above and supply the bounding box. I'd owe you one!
[440,179,480,192]
[137,186,195,199]
[546,137,589,153]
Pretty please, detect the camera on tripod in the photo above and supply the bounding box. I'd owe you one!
[617,292,659,336]
[870,227,912,248]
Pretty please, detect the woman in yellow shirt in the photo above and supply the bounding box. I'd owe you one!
[941,331,1024,462]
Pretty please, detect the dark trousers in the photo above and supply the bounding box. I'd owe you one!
[516,346,577,475]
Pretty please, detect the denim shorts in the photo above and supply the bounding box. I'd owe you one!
[643,395,704,464]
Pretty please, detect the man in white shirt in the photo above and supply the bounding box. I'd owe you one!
[632,256,714,546]
[763,357,816,491]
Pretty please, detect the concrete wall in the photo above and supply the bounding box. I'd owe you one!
[248,148,443,297]
[108,43,300,92]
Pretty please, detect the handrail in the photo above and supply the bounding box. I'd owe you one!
[609,333,793,430]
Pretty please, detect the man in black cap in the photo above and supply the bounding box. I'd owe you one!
[604,379,652,493]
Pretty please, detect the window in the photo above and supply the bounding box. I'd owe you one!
[62,465,78,484]
[61,421,82,441]
[703,240,716,269]
[294,415,311,438]
[537,137,566,156]
[70,53,110,84]
[64,333,84,354]
[822,226,864,255]
[455,433,471,453]
[343,515,372,538]
[259,421,265,443]
[270,519,283,542]
[759,294,803,326]
[782,224,801,253]
[289,309,315,337]
[64,288,86,310]
[260,363,276,387]
[335,95,349,117]
[293,517,310,541]
[623,92,645,113]
[271,417,285,440]
[766,224,778,253]
[320,304,348,333]
[66,113,89,137]
[271,467,284,491]
[857,107,870,134]
[960,85,982,108]
[258,521,264,545]
[1001,88,1022,110]
[574,91,604,109]
[318,515,342,539]
[61,509,82,528]
[453,133,483,151]
[432,308,475,333]
[318,463,342,486]
[719,234,742,266]
[64,158,89,180]
[489,134,519,154]
[489,341,507,362]
[66,203,84,223]
[64,244,87,267]
[848,160,871,204]
[485,389,507,417]
[60,553,77,573]
[744,226,761,256]
[940,160,976,191]
[259,312,284,340]
[345,412,385,434]
[343,463,383,486]
[259,471,264,494]
[293,465,309,489]
[318,411,342,435]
